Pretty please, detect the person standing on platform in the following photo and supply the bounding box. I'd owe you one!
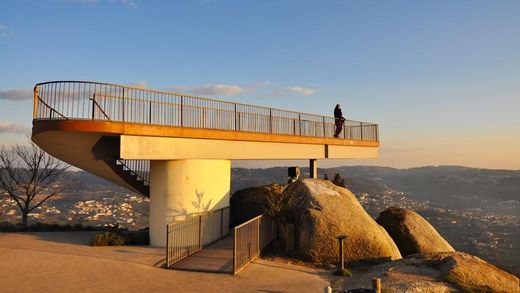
[334,104,345,138]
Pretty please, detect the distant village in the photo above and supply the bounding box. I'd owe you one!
[1,169,518,275]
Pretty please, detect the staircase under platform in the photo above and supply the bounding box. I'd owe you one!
[93,136,150,197]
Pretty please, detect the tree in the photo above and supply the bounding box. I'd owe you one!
[0,140,68,227]
[262,184,294,250]
[332,173,346,188]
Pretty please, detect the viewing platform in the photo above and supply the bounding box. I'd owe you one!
[31,81,380,246]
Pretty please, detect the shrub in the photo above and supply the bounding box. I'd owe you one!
[119,228,150,245]
[90,232,126,246]
[334,268,353,277]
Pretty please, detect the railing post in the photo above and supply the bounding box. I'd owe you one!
[233,228,236,274]
[360,122,363,140]
[198,215,203,249]
[120,88,124,122]
[91,94,96,120]
[180,96,184,127]
[149,101,152,124]
[293,119,296,135]
[322,116,326,137]
[269,109,272,134]
[166,224,169,268]
[234,104,237,131]
[220,208,224,237]
[257,218,260,252]
[33,86,39,119]
[298,113,302,135]
[376,125,379,141]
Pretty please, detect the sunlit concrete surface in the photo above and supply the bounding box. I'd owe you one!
[0,232,329,293]
[149,159,231,246]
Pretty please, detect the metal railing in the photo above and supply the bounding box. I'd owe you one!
[166,207,230,268]
[116,159,150,185]
[233,214,275,274]
[33,81,379,141]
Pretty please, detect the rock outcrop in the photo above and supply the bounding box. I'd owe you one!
[284,179,402,263]
[338,252,520,293]
[435,251,520,293]
[376,207,455,256]
[231,184,285,225]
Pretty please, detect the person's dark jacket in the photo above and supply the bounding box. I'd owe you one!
[334,108,343,120]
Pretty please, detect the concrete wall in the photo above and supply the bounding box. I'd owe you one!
[149,159,231,247]
[121,135,378,160]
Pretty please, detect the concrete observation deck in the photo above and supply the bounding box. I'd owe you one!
[31,81,380,246]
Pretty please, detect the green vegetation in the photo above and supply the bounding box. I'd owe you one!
[90,232,126,246]
[333,268,352,277]
[89,230,150,246]
[323,173,346,188]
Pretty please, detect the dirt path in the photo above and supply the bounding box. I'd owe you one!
[0,232,329,293]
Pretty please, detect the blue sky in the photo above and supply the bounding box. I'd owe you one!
[1,0,519,169]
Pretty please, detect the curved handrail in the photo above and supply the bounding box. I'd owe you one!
[34,80,378,124]
[33,80,379,141]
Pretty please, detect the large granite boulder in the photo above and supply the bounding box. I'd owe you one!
[284,179,402,264]
[376,207,455,256]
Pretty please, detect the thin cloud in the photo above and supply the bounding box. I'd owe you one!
[258,85,317,100]
[0,24,8,37]
[119,0,138,9]
[167,82,316,99]
[57,0,99,4]
[286,86,316,96]
[381,147,426,153]
[0,122,29,134]
[56,0,137,8]
[0,89,33,101]
[126,81,148,89]
[169,84,254,96]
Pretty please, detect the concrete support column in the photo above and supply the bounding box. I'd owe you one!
[149,159,231,247]
[309,159,318,179]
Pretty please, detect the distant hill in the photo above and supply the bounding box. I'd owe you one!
[232,165,520,213]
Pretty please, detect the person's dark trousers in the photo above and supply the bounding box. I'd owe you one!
[334,119,343,137]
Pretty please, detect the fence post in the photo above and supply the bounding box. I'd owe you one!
[220,208,224,237]
[233,228,236,273]
[198,215,203,249]
[257,218,260,251]
[165,224,169,268]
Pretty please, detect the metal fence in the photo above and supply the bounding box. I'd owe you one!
[233,214,275,274]
[33,81,379,141]
[166,207,230,268]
